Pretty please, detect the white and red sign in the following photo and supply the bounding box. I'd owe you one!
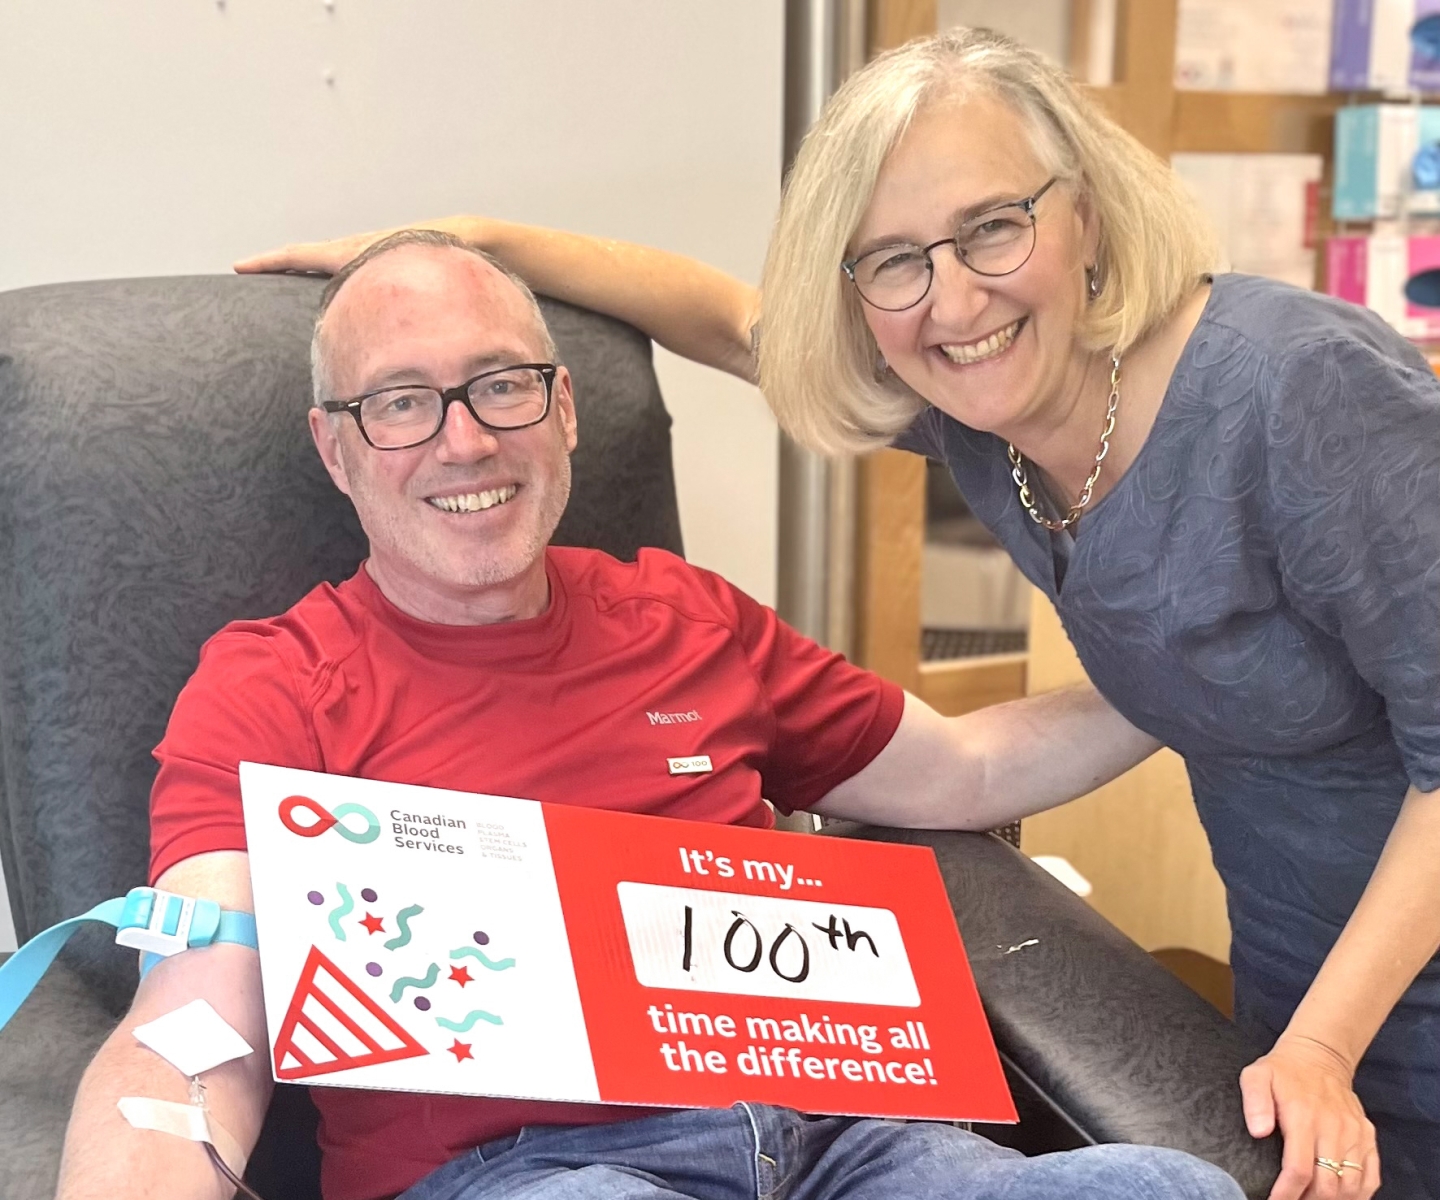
[240,763,1015,1122]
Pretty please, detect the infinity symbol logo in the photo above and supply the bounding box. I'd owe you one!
[278,795,381,844]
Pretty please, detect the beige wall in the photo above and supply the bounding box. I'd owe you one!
[0,0,785,952]
[0,0,782,603]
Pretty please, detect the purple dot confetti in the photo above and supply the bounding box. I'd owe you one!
[361,888,377,903]
[307,891,324,906]
[473,931,490,946]
[366,962,382,977]
[414,996,431,1011]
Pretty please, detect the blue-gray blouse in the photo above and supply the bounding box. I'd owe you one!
[901,273,1440,1137]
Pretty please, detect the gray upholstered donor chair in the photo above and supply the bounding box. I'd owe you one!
[0,275,1280,1200]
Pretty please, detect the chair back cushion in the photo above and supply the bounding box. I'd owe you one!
[0,274,681,1009]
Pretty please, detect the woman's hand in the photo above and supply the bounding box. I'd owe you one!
[235,216,759,380]
[1241,1034,1379,1200]
[234,227,402,275]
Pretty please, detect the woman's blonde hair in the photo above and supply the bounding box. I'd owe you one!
[759,27,1219,454]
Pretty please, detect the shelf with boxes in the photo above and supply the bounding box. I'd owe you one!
[1326,95,1440,363]
[1330,0,1440,94]
[1166,1,1440,365]
[1333,101,1440,219]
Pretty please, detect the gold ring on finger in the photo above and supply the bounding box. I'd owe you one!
[1341,1159,1364,1172]
[1315,1157,1345,1176]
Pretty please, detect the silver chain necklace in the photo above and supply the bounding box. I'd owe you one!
[1007,353,1121,532]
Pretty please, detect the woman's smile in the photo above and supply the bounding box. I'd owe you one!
[935,316,1026,366]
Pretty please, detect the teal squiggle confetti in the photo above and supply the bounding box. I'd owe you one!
[389,962,439,1003]
[383,904,424,950]
[450,946,516,971]
[327,883,354,942]
[436,1009,504,1033]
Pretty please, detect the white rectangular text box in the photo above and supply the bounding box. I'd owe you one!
[617,882,919,1006]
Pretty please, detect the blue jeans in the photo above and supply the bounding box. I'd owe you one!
[398,1105,1245,1200]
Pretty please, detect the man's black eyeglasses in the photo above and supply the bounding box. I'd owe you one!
[322,363,558,451]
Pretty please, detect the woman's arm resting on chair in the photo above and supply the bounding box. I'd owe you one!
[812,687,1161,830]
[56,852,272,1200]
[236,217,760,383]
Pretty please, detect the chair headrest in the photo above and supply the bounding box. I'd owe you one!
[0,274,681,1005]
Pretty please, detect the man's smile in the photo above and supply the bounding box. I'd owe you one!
[425,485,519,514]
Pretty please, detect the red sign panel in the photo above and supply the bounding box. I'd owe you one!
[544,805,1015,1122]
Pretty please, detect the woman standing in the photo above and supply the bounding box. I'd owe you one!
[240,30,1440,1199]
[755,32,1440,1200]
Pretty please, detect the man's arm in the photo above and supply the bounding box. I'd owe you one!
[811,687,1161,829]
[56,851,272,1200]
[235,217,760,383]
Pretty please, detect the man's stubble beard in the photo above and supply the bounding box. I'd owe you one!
[457,451,571,587]
[349,451,573,592]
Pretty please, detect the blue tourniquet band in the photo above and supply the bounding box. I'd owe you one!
[138,908,258,979]
[0,889,257,1034]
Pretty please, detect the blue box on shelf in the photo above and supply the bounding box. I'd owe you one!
[1334,103,1440,218]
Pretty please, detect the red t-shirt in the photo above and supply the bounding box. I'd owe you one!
[150,546,903,1200]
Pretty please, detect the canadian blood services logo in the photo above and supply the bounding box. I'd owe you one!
[279,794,381,844]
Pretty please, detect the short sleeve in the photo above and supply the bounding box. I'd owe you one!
[1268,337,1440,791]
[688,570,904,811]
[149,628,322,881]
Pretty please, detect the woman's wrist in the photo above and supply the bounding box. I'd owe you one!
[1272,1028,1360,1078]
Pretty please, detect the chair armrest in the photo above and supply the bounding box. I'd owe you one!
[0,953,120,1200]
[822,825,1281,1198]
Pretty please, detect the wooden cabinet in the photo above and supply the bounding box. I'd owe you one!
[1021,593,1230,961]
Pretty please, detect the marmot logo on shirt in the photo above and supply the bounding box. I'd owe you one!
[647,709,702,726]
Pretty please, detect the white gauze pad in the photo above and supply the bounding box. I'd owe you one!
[133,999,254,1077]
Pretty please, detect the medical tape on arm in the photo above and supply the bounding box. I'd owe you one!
[119,1000,258,1177]
[116,1095,246,1175]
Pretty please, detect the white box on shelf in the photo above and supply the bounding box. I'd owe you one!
[1176,0,1332,93]
[1172,153,1323,289]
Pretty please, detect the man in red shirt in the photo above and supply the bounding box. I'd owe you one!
[54,231,1239,1200]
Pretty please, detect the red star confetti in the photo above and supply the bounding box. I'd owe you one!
[447,1040,473,1063]
[448,965,473,987]
[359,913,385,935]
